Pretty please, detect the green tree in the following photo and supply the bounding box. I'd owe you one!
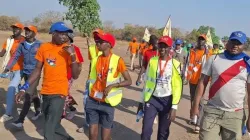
[197,26,220,44]
[59,0,102,36]
[222,36,229,41]
[185,29,200,43]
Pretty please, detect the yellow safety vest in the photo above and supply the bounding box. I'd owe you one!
[143,56,183,105]
[89,54,123,106]
[89,44,102,59]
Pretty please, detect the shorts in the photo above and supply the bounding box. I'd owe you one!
[85,97,114,129]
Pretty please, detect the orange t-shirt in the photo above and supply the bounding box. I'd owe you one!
[142,45,153,56]
[88,45,99,60]
[2,37,25,71]
[139,42,147,54]
[129,42,139,54]
[188,49,211,84]
[90,54,127,102]
[35,42,78,96]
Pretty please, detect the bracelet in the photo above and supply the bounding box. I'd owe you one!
[70,53,75,56]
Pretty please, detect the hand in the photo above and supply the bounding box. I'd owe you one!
[103,85,114,97]
[168,109,177,121]
[137,102,144,113]
[15,91,25,103]
[2,69,8,74]
[63,45,75,54]
[191,105,200,119]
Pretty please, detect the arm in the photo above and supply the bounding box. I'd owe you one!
[5,44,22,72]
[0,49,6,57]
[191,74,210,116]
[70,54,80,79]
[27,62,43,84]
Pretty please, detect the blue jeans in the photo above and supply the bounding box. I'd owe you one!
[6,70,22,116]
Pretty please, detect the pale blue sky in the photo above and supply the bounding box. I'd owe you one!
[1,0,250,37]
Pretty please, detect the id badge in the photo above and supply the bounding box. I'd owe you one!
[94,92,103,99]
[193,67,198,72]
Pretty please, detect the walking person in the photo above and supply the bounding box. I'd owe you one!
[64,32,84,120]
[0,23,25,122]
[127,37,139,70]
[16,22,77,140]
[139,39,147,68]
[186,34,212,132]
[141,36,182,140]
[2,25,42,128]
[86,31,132,140]
[191,31,250,140]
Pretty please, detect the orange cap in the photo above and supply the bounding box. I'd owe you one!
[133,37,137,41]
[11,23,24,30]
[24,25,38,34]
[199,34,207,40]
[93,28,104,35]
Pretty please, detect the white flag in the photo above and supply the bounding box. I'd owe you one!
[206,29,213,48]
[143,28,151,42]
[163,17,171,37]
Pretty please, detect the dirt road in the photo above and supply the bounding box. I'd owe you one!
[0,31,248,140]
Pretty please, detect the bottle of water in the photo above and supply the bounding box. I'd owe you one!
[0,73,8,78]
[136,110,144,122]
[243,125,247,135]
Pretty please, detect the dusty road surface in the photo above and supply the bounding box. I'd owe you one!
[0,31,249,140]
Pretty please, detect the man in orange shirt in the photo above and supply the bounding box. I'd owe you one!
[16,22,78,140]
[139,39,147,68]
[86,32,132,140]
[186,34,211,133]
[127,37,139,70]
[0,23,25,122]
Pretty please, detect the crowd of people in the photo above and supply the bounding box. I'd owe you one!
[0,21,249,140]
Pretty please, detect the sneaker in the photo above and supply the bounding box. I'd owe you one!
[31,111,42,121]
[154,117,158,124]
[76,127,85,133]
[12,120,23,128]
[66,110,76,120]
[194,126,200,134]
[0,114,13,122]
[67,135,74,140]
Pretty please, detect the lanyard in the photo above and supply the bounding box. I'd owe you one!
[98,53,112,82]
[159,57,170,78]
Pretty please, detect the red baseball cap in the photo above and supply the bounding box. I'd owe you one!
[199,34,207,40]
[94,32,116,48]
[158,36,173,47]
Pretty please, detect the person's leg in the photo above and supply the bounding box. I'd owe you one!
[189,83,197,109]
[85,98,100,140]
[141,98,159,140]
[5,71,22,116]
[139,53,142,68]
[221,110,244,140]
[157,96,172,140]
[131,54,136,70]
[43,95,70,140]
[99,103,114,140]
[28,77,41,120]
[199,106,222,140]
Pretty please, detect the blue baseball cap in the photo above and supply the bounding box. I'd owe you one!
[49,22,73,34]
[229,31,247,44]
[175,39,183,45]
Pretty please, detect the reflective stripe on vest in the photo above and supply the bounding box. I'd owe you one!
[89,54,122,106]
[89,44,102,59]
[143,57,183,105]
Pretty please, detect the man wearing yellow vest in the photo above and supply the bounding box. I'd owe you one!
[141,36,182,140]
[86,32,132,140]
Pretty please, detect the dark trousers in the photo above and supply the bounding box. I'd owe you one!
[42,94,69,140]
[18,74,40,123]
[141,95,172,140]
